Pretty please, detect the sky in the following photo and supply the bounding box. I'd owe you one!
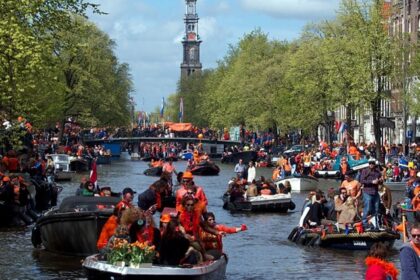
[89,0,341,112]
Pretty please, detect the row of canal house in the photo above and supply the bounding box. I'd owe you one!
[319,0,420,146]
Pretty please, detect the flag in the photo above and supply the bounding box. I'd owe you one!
[160,97,165,118]
[90,158,98,190]
[339,122,348,133]
[179,97,184,122]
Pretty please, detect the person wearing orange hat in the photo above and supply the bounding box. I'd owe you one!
[159,214,171,236]
[175,171,207,211]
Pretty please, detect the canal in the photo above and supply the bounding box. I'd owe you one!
[0,155,406,279]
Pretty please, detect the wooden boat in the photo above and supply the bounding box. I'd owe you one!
[223,193,295,212]
[221,151,258,164]
[143,166,163,177]
[31,196,120,256]
[82,253,228,280]
[190,161,220,176]
[288,226,400,250]
[275,176,319,192]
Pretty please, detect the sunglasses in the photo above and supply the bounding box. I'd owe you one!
[185,203,194,207]
[412,234,420,238]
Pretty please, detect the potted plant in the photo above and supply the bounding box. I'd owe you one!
[128,241,156,268]
[107,238,130,267]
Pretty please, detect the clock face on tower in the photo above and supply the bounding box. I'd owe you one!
[188,32,196,40]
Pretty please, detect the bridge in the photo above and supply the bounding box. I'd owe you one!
[83,137,241,146]
[82,137,242,157]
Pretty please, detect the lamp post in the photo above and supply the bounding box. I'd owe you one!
[327,111,335,145]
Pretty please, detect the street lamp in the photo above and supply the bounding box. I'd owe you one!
[327,111,335,145]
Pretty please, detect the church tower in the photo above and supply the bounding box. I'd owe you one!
[181,0,202,78]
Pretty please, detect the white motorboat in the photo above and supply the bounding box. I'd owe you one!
[83,253,227,280]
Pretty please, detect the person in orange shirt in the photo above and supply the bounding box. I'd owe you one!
[116,187,136,210]
[97,207,123,251]
[175,172,207,211]
[199,212,247,258]
[412,192,420,211]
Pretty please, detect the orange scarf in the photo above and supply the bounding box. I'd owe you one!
[410,241,420,257]
[365,257,398,280]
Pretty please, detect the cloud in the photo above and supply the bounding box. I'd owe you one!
[240,0,340,20]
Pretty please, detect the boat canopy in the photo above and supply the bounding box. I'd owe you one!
[168,123,193,132]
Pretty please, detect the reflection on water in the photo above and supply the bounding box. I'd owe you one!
[0,157,406,279]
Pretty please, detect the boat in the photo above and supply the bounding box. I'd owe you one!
[190,161,220,176]
[50,154,74,181]
[31,195,120,256]
[223,193,295,212]
[275,176,319,192]
[143,166,163,177]
[313,154,370,179]
[70,157,90,172]
[221,151,258,164]
[82,253,227,280]
[288,226,400,250]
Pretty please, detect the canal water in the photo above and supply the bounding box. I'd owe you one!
[0,155,406,279]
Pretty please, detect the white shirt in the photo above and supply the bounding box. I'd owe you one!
[247,166,256,183]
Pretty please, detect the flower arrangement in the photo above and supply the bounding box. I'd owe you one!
[106,239,156,267]
[129,241,156,266]
[107,238,130,266]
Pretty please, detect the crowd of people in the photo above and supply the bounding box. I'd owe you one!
[94,170,247,266]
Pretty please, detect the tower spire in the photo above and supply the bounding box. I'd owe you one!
[181,0,202,78]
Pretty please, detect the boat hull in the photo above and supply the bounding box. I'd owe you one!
[288,226,400,250]
[190,163,220,176]
[54,171,74,181]
[276,177,319,192]
[83,254,227,280]
[70,159,89,172]
[223,193,294,212]
[32,196,120,256]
